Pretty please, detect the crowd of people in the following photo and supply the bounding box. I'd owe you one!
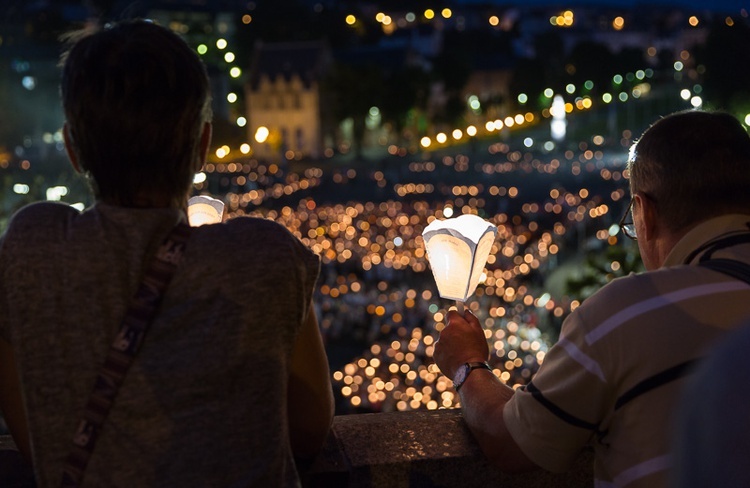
[207,137,634,414]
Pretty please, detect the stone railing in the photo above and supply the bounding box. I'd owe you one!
[302,409,592,487]
[0,434,34,488]
[1,410,593,487]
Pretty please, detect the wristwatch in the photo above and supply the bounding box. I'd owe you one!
[453,361,492,392]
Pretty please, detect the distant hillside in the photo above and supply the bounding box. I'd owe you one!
[455,0,745,14]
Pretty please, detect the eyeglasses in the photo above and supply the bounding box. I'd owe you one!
[619,198,637,240]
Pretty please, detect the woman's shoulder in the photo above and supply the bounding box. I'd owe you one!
[217,215,300,242]
[5,201,79,237]
[196,215,315,259]
[11,200,78,221]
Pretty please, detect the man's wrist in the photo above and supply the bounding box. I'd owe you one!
[453,361,492,392]
[449,356,489,379]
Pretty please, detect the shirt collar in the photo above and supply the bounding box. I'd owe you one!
[663,214,750,267]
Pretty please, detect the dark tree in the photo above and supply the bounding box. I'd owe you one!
[533,30,566,92]
[696,19,750,112]
[509,58,548,111]
[322,62,384,156]
[435,93,467,127]
[380,66,430,142]
[433,27,513,89]
[566,40,614,94]
[614,47,646,78]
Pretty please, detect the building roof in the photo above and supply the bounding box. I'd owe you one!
[248,41,330,90]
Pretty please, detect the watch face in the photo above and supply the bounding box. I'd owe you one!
[454,363,469,388]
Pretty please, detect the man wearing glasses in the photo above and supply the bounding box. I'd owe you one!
[435,110,750,487]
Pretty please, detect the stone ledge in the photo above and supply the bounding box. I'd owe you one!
[301,409,593,487]
[0,410,593,487]
[0,435,34,488]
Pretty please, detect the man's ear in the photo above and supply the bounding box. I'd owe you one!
[635,192,658,241]
[195,122,212,173]
[63,122,82,174]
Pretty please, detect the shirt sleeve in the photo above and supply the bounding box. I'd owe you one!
[288,228,321,323]
[503,305,613,472]
[672,323,750,488]
[0,231,8,342]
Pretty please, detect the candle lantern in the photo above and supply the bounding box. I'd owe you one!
[187,195,225,227]
[422,214,497,311]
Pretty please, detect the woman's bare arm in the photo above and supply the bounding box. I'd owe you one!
[287,303,335,459]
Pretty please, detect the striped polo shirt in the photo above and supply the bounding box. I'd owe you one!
[504,214,750,487]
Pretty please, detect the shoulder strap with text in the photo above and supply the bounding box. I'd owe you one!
[60,222,191,488]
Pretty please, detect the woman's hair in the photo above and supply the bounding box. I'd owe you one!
[627,110,750,232]
[61,19,212,207]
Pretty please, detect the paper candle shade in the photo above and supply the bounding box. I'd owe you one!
[422,214,497,303]
[187,195,225,227]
